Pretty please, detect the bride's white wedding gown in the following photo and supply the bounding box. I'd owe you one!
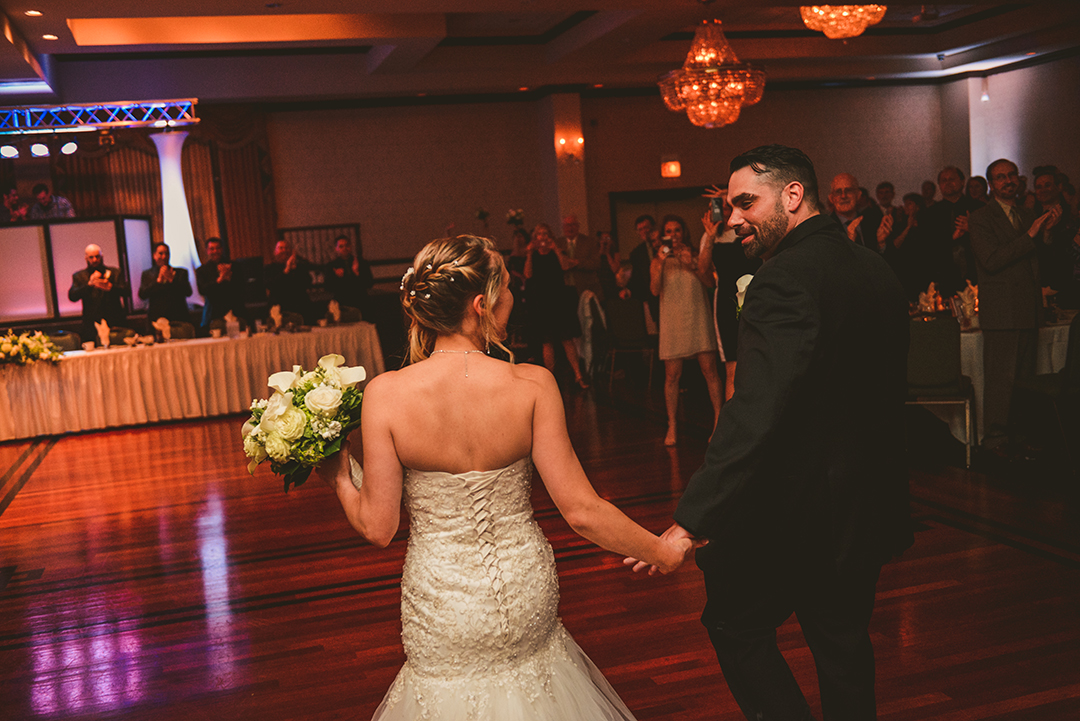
[369,457,637,720]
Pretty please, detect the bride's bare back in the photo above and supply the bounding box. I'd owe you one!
[376,353,542,474]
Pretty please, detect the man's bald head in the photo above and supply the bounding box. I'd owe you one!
[84,244,103,268]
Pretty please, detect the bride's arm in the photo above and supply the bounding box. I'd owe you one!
[318,374,403,548]
[529,370,690,573]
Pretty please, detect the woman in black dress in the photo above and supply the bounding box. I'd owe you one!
[524,223,588,388]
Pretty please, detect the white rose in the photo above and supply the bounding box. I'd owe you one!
[0,343,11,354]
[277,406,307,441]
[40,351,50,360]
[263,432,291,462]
[259,391,294,433]
[300,371,319,386]
[305,384,343,416]
[243,433,267,461]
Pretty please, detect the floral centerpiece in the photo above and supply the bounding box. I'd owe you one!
[506,208,525,227]
[242,354,366,492]
[0,330,63,365]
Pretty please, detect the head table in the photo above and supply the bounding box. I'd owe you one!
[0,323,385,443]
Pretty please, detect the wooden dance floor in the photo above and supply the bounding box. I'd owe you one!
[1,390,1079,720]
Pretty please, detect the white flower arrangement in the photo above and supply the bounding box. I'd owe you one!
[242,354,366,491]
[0,330,63,366]
[735,274,754,318]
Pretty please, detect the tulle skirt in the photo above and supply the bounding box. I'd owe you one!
[371,624,637,721]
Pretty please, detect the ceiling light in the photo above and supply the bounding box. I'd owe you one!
[42,34,58,41]
[657,19,765,129]
[800,6,887,39]
[61,141,78,155]
[0,146,18,159]
[30,143,49,157]
[25,10,43,17]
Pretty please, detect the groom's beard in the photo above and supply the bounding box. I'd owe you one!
[741,197,788,260]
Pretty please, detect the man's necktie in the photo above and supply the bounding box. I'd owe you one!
[1008,206,1021,231]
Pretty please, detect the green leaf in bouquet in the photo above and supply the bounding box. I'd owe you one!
[283,465,314,493]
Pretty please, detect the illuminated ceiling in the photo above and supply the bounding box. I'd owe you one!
[0,1,1076,104]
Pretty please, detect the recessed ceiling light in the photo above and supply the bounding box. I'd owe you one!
[25,10,42,17]
[42,34,58,41]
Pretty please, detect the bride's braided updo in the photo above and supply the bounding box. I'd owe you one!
[400,235,510,364]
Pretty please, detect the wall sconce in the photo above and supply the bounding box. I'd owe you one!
[556,135,584,163]
[661,157,681,178]
[980,77,990,102]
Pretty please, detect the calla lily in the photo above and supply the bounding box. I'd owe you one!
[241,419,257,438]
[735,274,755,310]
[317,354,366,388]
[268,365,302,393]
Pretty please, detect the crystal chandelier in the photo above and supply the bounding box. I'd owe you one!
[800,5,887,39]
[657,19,765,129]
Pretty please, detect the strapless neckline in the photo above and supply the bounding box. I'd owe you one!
[405,456,530,479]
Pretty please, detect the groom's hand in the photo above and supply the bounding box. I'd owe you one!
[623,523,705,575]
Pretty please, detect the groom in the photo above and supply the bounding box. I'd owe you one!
[635,145,912,720]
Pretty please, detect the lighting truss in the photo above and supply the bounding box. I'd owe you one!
[0,99,199,135]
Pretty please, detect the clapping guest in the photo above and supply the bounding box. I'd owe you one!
[27,183,75,219]
[1033,165,1080,299]
[921,179,937,207]
[968,175,989,203]
[195,237,243,329]
[596,230,621,301]
[68,244,128,344]
[524,223,589,389]
[703,186,761,403]
[2,187,27,223]
[324,235,374,315]
[627,214,661,327]
[265,239,313,321]
[912,166,985,296]
[139,242,192,324]
[650,214,723,446]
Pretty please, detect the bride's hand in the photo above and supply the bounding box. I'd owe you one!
[624,523,706,575]
[315,438,353,490]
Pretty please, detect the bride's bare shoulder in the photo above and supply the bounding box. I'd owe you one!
[510,362,557,390]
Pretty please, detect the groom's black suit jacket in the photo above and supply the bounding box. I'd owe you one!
[673,214,912,619]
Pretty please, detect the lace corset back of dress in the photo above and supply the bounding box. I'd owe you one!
[403,457,535,537]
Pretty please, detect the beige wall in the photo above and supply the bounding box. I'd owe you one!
[267,54,1078,261]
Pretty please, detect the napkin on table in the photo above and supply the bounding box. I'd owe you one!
[269,305,283,329]
[152,317,171,340]
[94,319,110,348]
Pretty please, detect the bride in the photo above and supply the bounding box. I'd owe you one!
[316,234,692,720]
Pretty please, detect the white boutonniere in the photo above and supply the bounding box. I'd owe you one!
[735,274,754,317]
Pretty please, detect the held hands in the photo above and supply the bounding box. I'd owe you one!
[284,254,298,273]
[157,265,176,284]
[623,523,707,576]
[218,263,233,282]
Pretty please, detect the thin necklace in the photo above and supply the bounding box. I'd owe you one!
[431,349,484,377]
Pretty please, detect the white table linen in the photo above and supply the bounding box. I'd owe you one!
[0,323,384,442]
[939,321,1071,443]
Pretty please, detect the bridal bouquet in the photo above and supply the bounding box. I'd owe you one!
[0,330,63,366]
[242,354,366,492]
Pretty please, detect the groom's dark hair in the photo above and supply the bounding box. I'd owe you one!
[730,145,821,212]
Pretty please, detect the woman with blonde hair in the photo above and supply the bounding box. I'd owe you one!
[317,234,692,720]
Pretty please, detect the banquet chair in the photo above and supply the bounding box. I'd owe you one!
[280,311,305,328]
[108,327,137,345]
[599,297,656,394]
[905,316,974,468]
[48,330,81,352]
[337,305,362,322]
[1014,311,1080,473]
[169,321,196,339]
